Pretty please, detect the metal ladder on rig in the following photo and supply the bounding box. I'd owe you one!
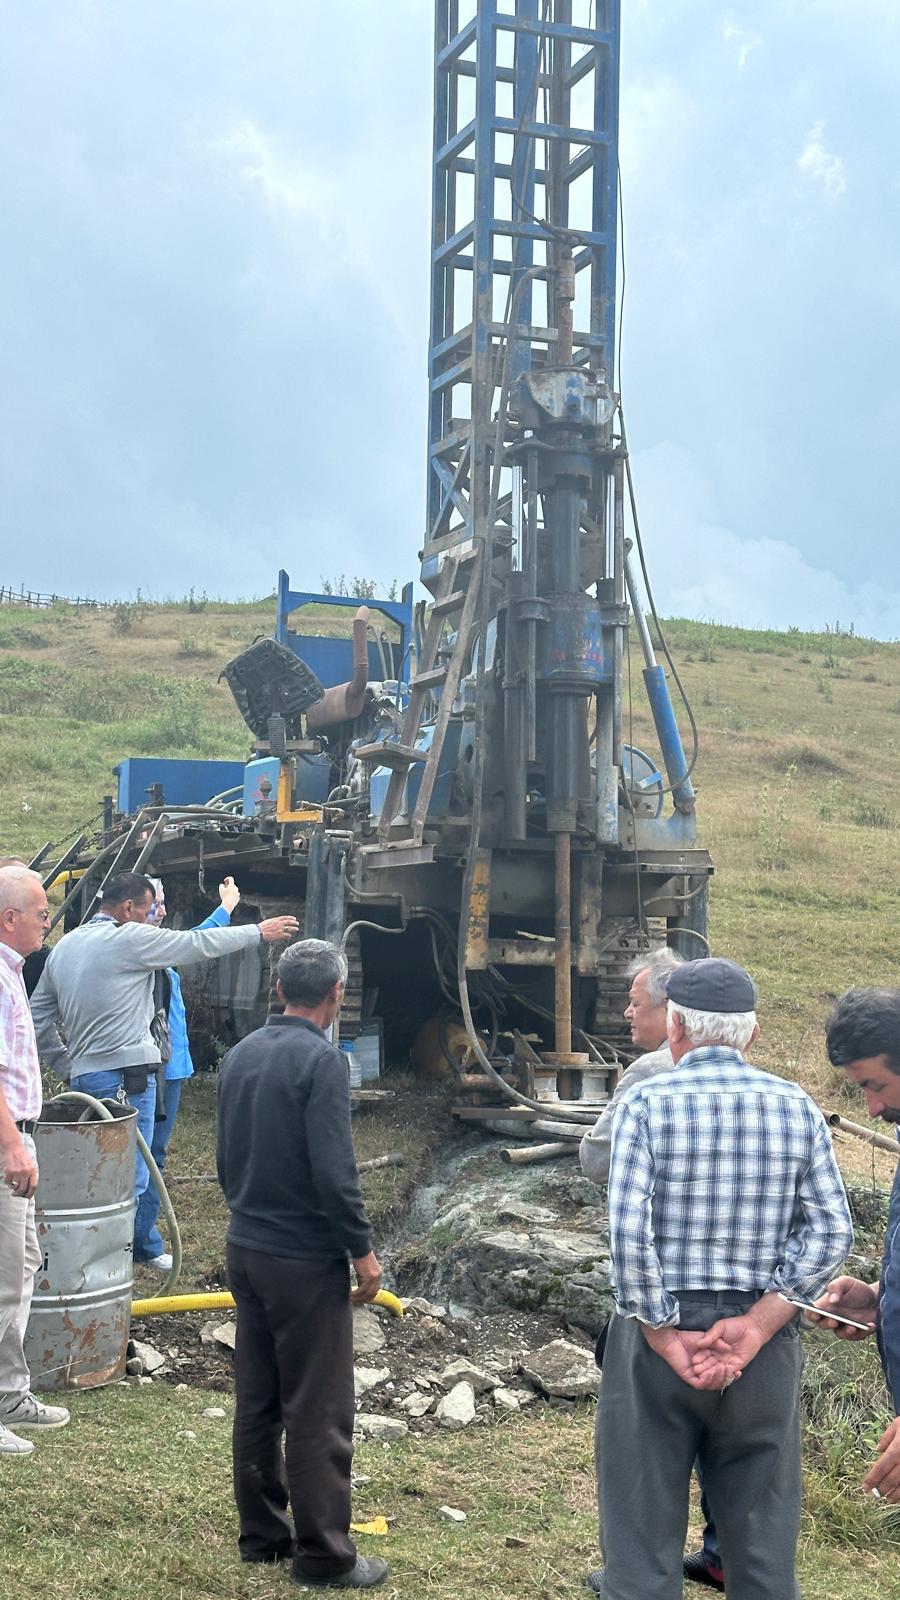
[354,544,482,846]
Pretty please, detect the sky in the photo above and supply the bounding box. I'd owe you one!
[1,1,899,636]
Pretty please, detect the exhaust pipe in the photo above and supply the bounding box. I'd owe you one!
[307,607,372,728]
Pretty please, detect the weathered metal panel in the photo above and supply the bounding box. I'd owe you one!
[24,1104,137,1392]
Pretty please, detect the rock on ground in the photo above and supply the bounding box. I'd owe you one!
[520,1338,600,1399]
[439,1357,496,1394]
[399,1391,434,1417]
[353,1308,387,1355]
[355,1414,409,1442]
[435,1381,477,1430]
[129,1339,167,1374]
[354,1365,390,1398]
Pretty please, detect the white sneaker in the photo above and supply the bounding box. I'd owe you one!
[0,1392,70,1431]
[148,1253,173,1273]
[0,1423,35,1456]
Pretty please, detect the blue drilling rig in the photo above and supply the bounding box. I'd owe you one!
[44,1,711,1120]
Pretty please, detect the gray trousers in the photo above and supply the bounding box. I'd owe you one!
[595,1295,802,1600]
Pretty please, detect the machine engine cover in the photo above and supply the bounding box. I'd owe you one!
[222,637,325,738]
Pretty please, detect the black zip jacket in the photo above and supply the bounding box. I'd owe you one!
[216,1015,372,1261]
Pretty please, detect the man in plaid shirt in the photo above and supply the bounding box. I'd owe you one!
[590,957,853,1600]
[0,866,70,1455]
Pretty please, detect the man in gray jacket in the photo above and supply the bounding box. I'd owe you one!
[30,871,298,1208]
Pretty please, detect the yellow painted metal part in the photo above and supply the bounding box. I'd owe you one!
[464,847,492,969]
[131,1288,404,1318]
[274,760,324,822]
[46,868,86,889]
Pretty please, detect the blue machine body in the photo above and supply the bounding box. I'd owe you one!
[242,752,333,816]
[115,758,245,814]
[276,569,415,689]
[369,722,462,823]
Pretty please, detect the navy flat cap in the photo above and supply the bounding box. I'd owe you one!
[665,957,758,1013]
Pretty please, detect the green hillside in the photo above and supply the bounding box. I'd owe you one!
[2,596,898,1594]
[3,598,898,1147]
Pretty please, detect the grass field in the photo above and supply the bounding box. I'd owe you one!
[2,597,900,1594]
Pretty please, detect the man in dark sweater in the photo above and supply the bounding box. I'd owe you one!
[216,938,387,1591]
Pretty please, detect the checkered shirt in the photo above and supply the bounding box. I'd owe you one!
[0,942,42,1122]
[608,1045,854,1327]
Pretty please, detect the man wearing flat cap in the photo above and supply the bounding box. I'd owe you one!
[588,957,853,1600]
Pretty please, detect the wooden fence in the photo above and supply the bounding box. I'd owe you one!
[0,585,111,610]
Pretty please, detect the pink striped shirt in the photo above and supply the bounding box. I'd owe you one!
[0,943,42,1122]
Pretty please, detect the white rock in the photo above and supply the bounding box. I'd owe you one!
[355,1413,409,1442]
[399,1391,434,1418]
[177,1430,197,1440]
[354,1365,390,1398]
[353,1307,387,1355]
[436,1381,476,1430]
[405,1296,447,1318]
[211,1321,237,1351]
[201,1406,227,1419]
[413,1377,433,1392]
[493,1388,521,1412]
[440,1358,496,1394]
[520,1339,600,1399]
[174,1383,189,1392]
[130,1339,167,1374]
[438,1505,467,1523]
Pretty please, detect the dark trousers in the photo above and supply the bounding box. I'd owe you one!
[596,1295,802,1600]
[227,1242,357,1579]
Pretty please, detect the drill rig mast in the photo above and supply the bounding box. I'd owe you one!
[47,1,711,1122]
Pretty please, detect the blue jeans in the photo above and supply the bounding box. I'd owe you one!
[133,1078,183,1263]
[71,1069,157,1210]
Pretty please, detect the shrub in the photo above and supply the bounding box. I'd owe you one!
[176,634,214,660]
[109,594,148,635]
[849,801,896,830]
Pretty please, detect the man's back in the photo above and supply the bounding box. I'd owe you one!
[216,1016,371,1263]
[609,1045,853,1322]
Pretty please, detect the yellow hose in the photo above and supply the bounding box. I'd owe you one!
[131,1288,404,1318]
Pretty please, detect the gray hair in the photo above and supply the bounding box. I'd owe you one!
[0,866,43,914]
[667,1000,757,1052]
[277,939,348,1006]
[626,946,684,1005]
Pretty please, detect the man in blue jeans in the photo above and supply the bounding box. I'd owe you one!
[30,872,297,1224]
[132,873,243,1271]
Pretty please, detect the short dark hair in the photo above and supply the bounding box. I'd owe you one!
[100,871,156,908]
[277,939,347,1006]
[826,987,900,1076]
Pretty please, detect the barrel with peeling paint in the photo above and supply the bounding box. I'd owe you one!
[24,1101,137,1391]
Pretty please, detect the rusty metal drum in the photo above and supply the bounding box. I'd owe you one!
[24,1101,137,1391]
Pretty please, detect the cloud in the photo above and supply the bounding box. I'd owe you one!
[796,121,847,201]
[629,442,900,640]
[722,19,761,71]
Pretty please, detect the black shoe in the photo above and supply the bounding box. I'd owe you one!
[584,1572,604,1595]
[292,1555,389,1589]
[683,1551,725,1591]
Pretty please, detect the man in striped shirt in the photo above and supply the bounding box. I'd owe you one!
[0,866,70,1455]
[591,957,853,1600]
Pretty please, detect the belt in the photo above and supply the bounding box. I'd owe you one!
[677,1289,762,1308]
[15,1119,38,1136]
